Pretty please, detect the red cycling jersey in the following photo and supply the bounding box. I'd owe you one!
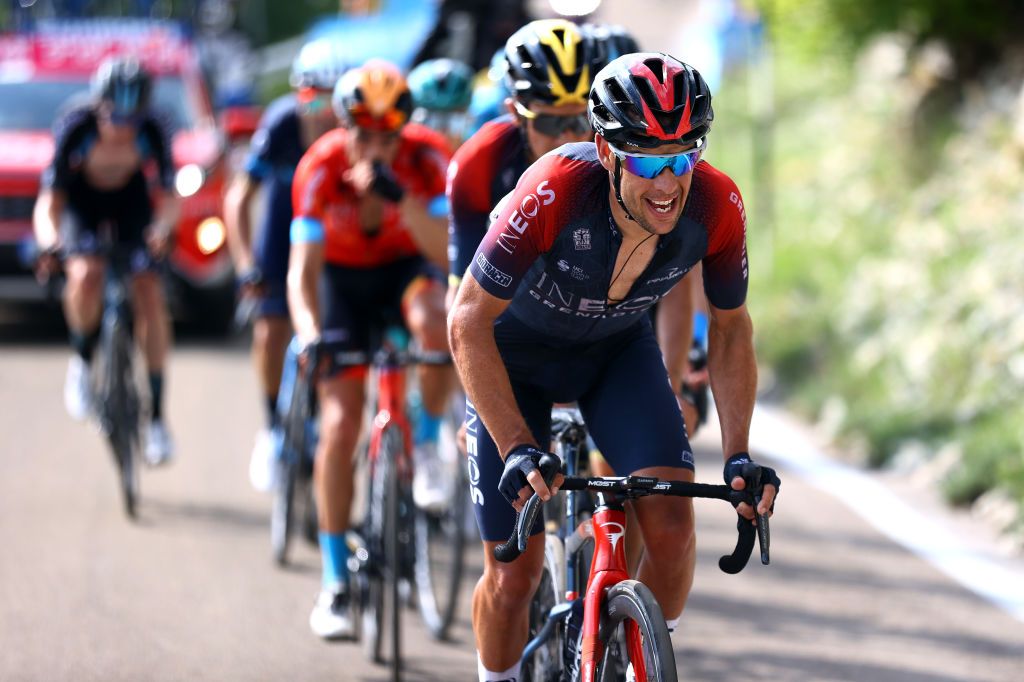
[291,123,451,268]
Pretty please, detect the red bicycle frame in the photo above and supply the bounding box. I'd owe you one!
[367,359,413,480]
[578,506,648,682]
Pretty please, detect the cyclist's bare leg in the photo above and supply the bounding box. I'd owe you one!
[629,465,697,621]
[474,535,546,673]
[404,279,454,415]
[63,255,104,334]
[252,315,291,406]
[130,271,170,374]
[315,372,365,533]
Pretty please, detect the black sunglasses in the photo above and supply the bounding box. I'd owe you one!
[514,101,591,137]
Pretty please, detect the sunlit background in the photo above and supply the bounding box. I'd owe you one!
[1,0,1022,537]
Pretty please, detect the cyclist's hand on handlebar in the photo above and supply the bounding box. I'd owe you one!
[724,452,781,522]
[34,244,62,284]
[145,224,174,258]
[499,445,563,512]
[237,267,266,298]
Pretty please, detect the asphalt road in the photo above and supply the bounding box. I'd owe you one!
[1,308,1022,681]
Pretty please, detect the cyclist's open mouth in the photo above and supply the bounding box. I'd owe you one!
[644,194,680,218]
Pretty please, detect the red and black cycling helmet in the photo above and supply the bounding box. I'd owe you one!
[589,53,713,149]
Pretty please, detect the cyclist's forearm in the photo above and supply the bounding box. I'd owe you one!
[449,313,534,457]
[33,189,63,248]
[707,306,756,457]
[223,174,257,271]
[287,243,323,343]
[151,192,181,237]
[399,199,448,268]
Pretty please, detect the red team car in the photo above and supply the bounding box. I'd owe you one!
[0,19,246,328]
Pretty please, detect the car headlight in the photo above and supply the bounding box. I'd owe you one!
[196,217,226,255]
[175,164,206,198]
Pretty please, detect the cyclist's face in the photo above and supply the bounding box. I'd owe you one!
[511,99,591,161]
[96,102,139,142]
[348,126,402,164]
[596,135,698,236]
[297,89,336,127]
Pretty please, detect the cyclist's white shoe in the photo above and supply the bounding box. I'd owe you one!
[309,587,354,640]
[64,356,93,421]
[413,441,449,512]
[249,428,280,492]
[144,420,175,466]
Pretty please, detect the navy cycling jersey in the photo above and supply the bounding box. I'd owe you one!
[469,142,749,343]
[446,115,529,279]
[243,94,307,287]
[244,94,306,185]
[42,101,174,193]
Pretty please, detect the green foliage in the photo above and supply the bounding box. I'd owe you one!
[712,27,1024,515]
[759,0,1024,72]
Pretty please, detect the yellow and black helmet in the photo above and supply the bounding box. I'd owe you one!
[503,19,598,107]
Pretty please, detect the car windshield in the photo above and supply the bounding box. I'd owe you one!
[0,76,196,132]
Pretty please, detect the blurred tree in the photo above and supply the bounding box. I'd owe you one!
[762,0,1024,77]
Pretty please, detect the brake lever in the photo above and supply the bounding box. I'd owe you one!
[493,453,561,563]
[754,492,771,565]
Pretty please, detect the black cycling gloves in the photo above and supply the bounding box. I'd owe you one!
[370,160,406,203]
[499,444,559,506]
[723,452,781,506]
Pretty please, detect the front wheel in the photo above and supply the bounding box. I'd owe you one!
[413,404,469,640]
[595,580,677,682]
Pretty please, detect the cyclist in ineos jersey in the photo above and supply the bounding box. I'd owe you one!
[224,38,349,491]
[447,53,780,681]
[448,21,707,437]
[34,56,179,466]
[287,60,455,640]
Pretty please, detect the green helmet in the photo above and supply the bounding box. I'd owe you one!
[407,58,475,112]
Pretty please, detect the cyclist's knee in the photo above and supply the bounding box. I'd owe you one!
[640,503,695,559]
[65,256,104,297]
[404,286,447,349]
[482,561,540,611]
[131,274,166,313]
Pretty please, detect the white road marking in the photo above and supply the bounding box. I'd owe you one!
[750,404,1024,624]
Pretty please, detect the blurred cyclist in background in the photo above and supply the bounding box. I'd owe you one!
[34,56,179,466]
[466,48,511,137]
[223,38,349,491]
[287,60,454,639]
[447,19,601,307]
[408,57,476,151]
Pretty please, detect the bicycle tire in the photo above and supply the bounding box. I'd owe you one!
[413,406,469,640]
[362,426,399,666]
[381,426,403,681]
[101,321,140,519]
[522,534,565,682]
[594,580,677,682]
[271,456,297,565]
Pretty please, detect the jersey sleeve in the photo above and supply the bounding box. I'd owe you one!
[446,132,501,279]
[41,108,89,191]
[139,115,175,191]
[411,129,452,200]
[701,174,749,310]
[467,153,574,299]
[244,105,283,182]
[289,143,332,243]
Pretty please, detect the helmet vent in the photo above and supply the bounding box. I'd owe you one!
[643,58,666,84]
